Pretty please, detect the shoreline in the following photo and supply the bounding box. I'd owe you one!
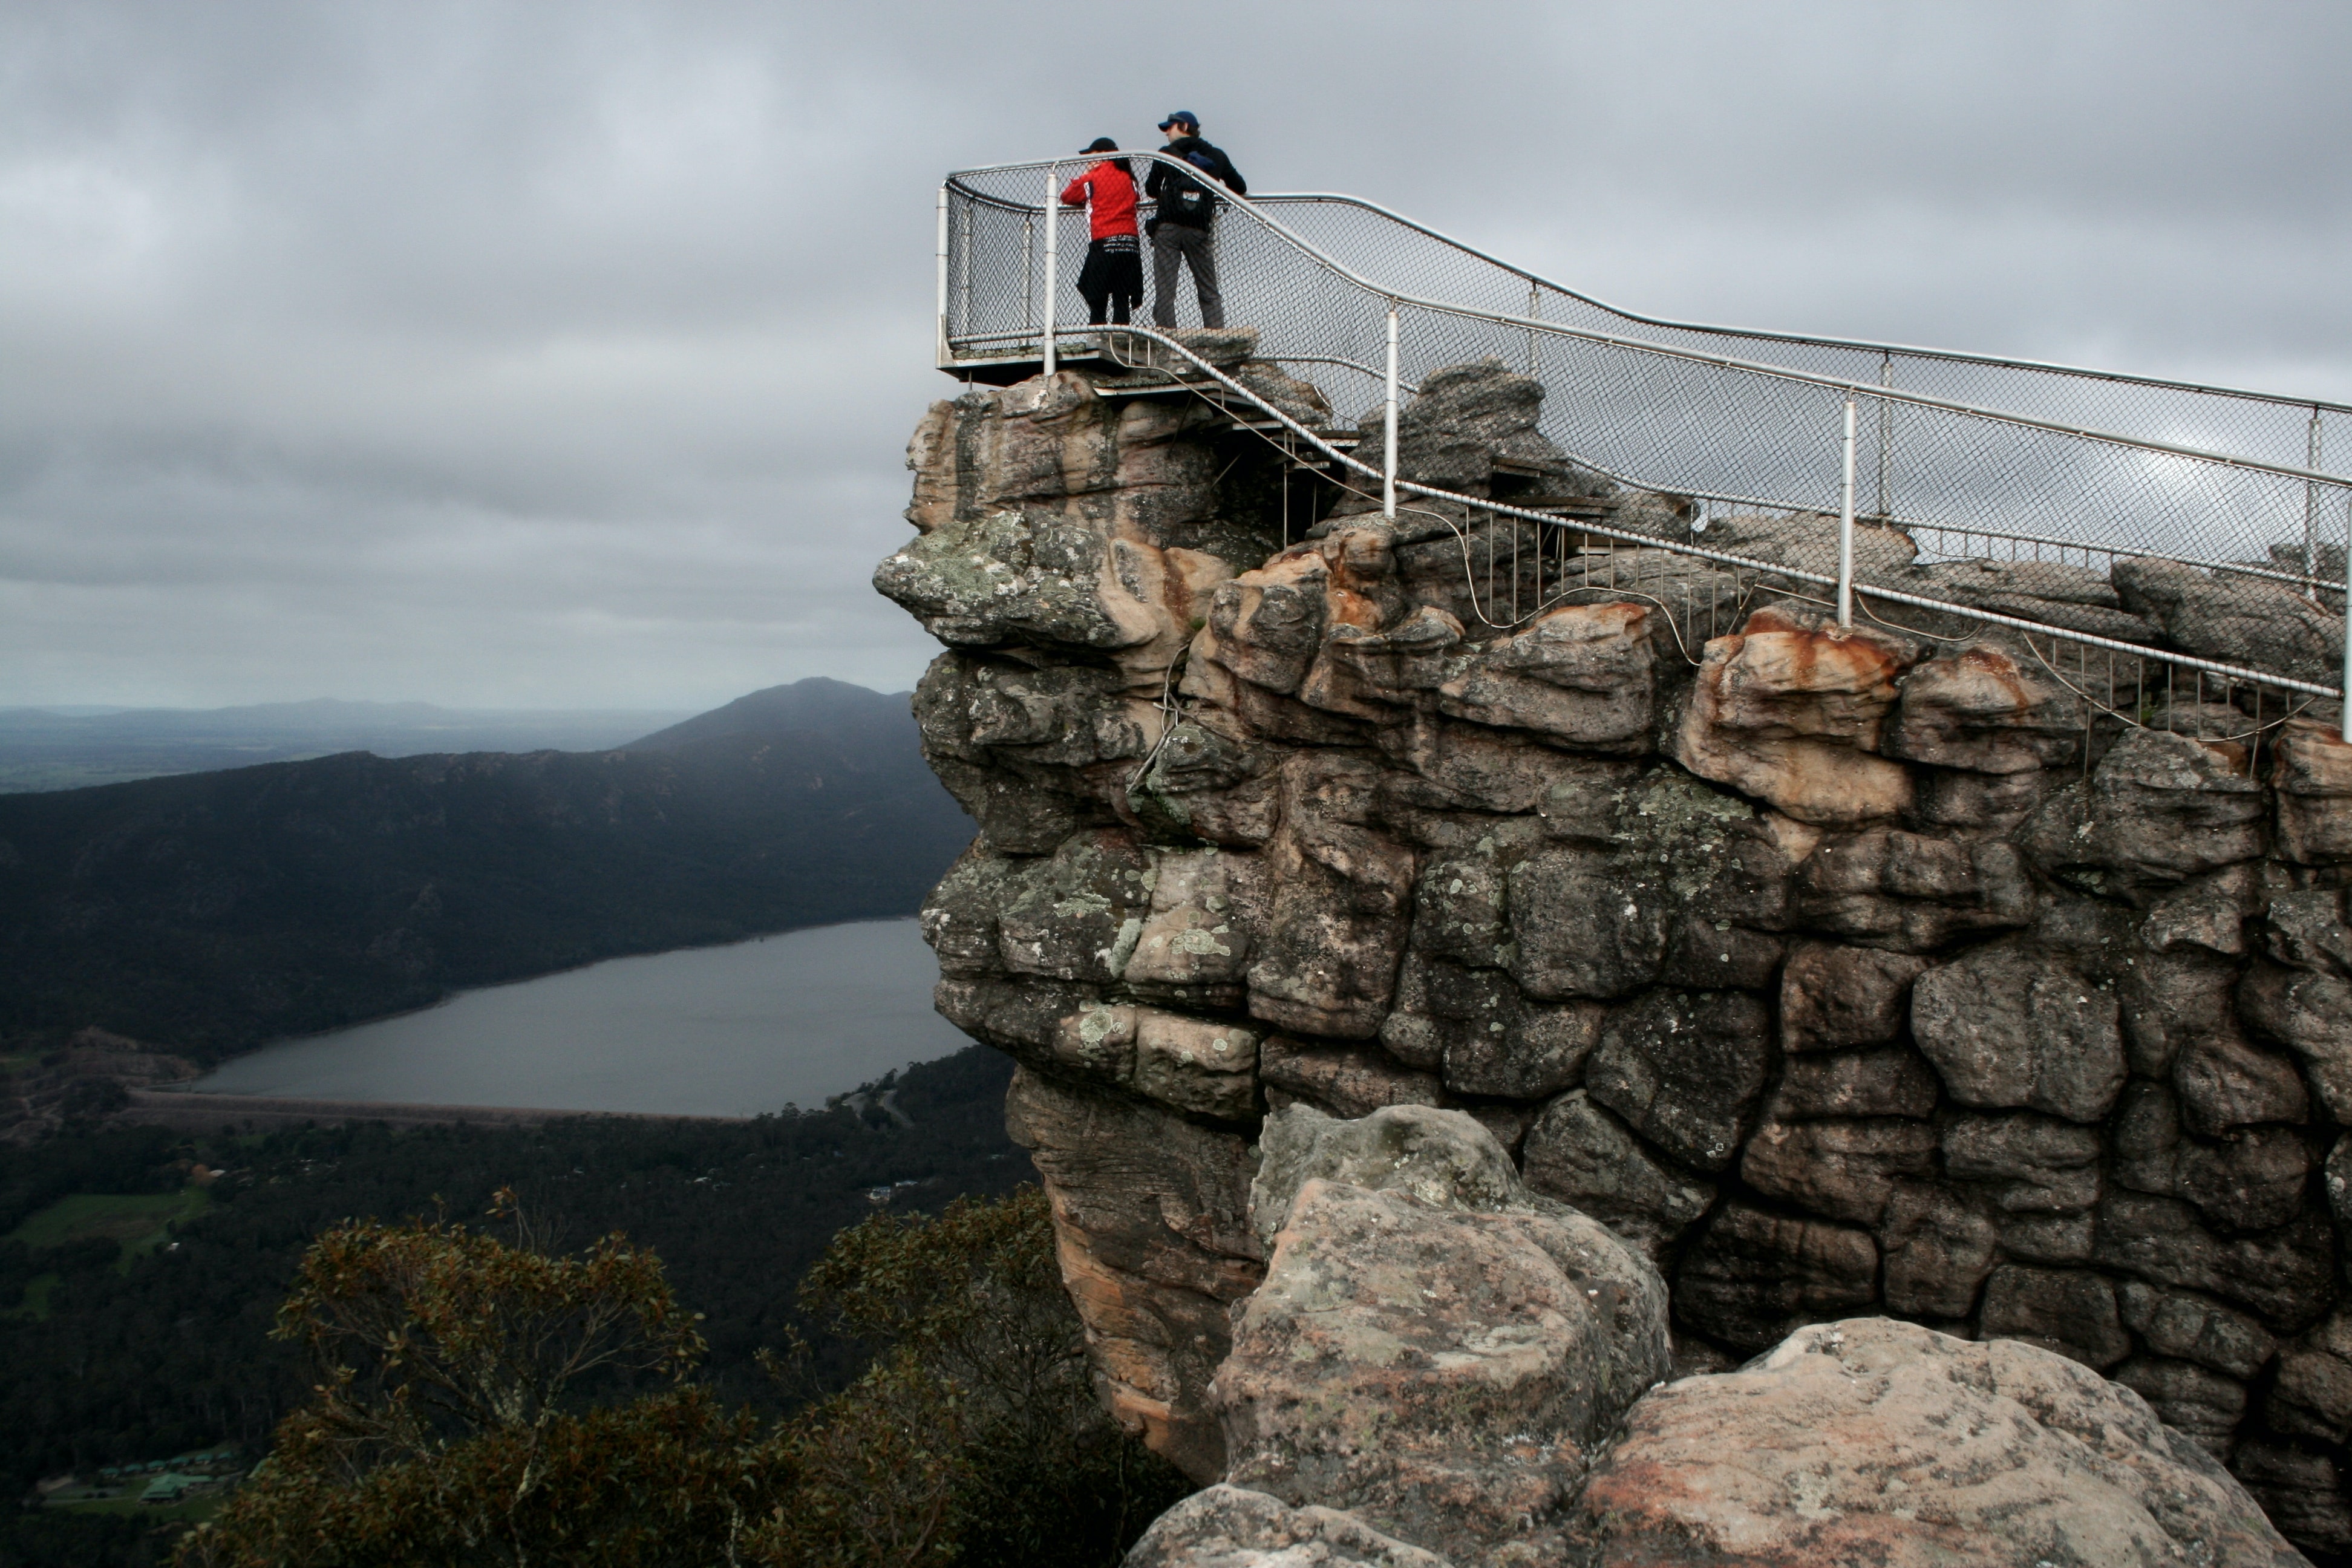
[119,1088,753,1133]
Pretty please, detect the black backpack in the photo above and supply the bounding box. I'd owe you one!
[1154,142,1242,227]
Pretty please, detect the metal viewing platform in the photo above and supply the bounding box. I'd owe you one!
[936,152,2352,740]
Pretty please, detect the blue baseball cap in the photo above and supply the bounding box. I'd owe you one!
[1157,111,1199,131]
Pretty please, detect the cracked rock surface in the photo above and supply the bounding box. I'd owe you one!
[877,356,2352,1558]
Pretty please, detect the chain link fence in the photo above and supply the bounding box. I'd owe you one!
[940,155,2352,731]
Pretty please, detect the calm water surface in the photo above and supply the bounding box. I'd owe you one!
[189,919,967,1116]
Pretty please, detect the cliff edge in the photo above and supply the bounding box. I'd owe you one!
[876,342,2352,1561]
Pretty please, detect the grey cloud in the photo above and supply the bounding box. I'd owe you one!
[4,0,2348,708]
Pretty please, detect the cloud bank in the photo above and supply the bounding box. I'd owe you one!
[5,0,2347,707]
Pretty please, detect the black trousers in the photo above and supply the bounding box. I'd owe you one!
[1077,238,1143,325]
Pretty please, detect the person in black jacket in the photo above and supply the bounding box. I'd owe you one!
[1143,111,1245,330]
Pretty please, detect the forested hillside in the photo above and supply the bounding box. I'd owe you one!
[0,1048,1021,1520]
[0,679,973,1060]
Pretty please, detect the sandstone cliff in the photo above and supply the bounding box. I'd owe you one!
[877,340,2352,1559]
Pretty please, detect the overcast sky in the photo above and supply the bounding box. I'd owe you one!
[6,0,2349,710]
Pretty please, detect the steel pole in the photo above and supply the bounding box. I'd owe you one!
[1383,304,1400,520]
[2307,407,2324,593]
[1876,353,1893,519]
[1837,397,1858,627]
[2342,489,2351,743]
[935,185,950,367]
[1042,165,1059,376]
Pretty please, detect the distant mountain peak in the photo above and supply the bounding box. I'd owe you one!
[621,679,906,753]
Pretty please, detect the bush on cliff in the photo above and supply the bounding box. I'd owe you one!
[178,1187,1187,1568]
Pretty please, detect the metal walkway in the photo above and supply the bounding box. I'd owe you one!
[936,152,2352,735]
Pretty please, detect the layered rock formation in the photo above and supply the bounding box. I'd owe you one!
[878,344,2352,1558]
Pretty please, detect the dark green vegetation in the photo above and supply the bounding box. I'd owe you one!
[0,1045,1067,1567]
[185,1186,1184,1568]
[0,701,693,795]
[0,679,973,1059]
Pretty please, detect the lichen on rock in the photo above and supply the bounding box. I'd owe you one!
[878,355,2352,1559]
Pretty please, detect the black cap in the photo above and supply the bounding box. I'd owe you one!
[1157,111,1198,131]
[1081,137,1119,153]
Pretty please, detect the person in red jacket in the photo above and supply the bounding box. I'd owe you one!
[1062,138,1143,326]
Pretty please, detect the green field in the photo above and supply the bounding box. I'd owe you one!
[8,1187,211,1266]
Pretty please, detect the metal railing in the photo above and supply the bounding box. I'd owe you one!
[936,152,2352,739]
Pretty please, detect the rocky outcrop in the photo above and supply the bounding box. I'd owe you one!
[1215,1106,1668,1563]
[1573,1317,2305,1566]
[878,351,2352,1557]
[1123,1486,1452,1568]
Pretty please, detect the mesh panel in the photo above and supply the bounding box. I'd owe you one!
[941,158,2351,711]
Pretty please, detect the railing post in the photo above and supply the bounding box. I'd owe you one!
[935,185,950,368]
[1875,353,1893,520]
[2307,405,2323,593]
[1837,397,1857,627]
[2342,488,2351,745]
[1383,304,1400,520]
[1042,165,1059,376]
[1526,280,1539,376]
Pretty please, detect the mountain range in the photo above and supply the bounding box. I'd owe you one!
[0,679,973,1062]
[0,698,697,794]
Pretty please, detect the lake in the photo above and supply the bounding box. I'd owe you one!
[186,918,969,1117]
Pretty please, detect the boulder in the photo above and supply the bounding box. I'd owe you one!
[1247,1103,1522,1255]
[1885,642,2082,774]
[1432,603,1658,751]
[2117,1354,2258,1457]
[2267,1307,2352,1445]
[1572,1319,2304,1566]
[1333,358,1573,505]
[1669,608,1918,826]
[1938,1113,2102,1212]
[1122,1486,1454,1568]
[881,377,1234,666]
[1218,1107,1668,1564]
[2091,1191,2336,1334]
[1123,847,1264,1004]
[993,828,1155,983]
[2235,1441,2352,1557]
[1504,844,1670,1001]
[1244,769,1417,1039]
[2262,886,2352,976]
[1907,557,2161,644]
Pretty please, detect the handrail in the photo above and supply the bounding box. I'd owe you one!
[938,152,2352,729]
[1249,192,2352,422]
[946,152,2348,486]
[1092,323,2346,704]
